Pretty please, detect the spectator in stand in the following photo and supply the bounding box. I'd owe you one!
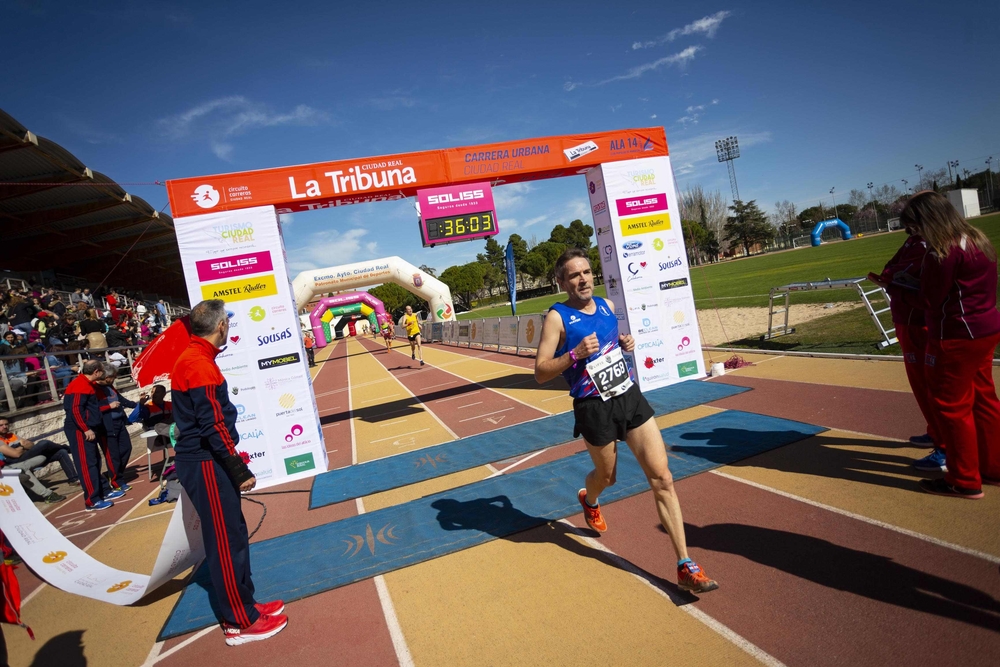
[45,339,76,392]
[49,294,67,318]
[70,288,84,306]
[64,360,122,511]
[0,417,79,488]
[80,288,95,308]
[0,332,14,355]
[904,192,1000,499]
[3,347,31,408]
[142,385,173,429]
[0,418,66,503]
[105,325,129,349]
[39,288,56,309]
[59,313,79,342]
[80,309,108,350]
[21,344,51,406]
[6,296,35,329]
[156,300,168,327]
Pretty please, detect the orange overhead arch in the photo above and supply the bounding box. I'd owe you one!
[165,127,668,217]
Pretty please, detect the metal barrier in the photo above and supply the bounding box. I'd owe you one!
[0,345,146,417]
[435,314,545,355]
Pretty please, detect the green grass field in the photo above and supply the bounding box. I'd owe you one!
[457,213,1000,357]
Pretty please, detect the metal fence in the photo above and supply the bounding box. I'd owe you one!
[0,345,146,417]
[419,315,544,355]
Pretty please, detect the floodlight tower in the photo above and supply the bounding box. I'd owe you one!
[948,160,959,184]
[715,136,741,203]
[915,164,924,189]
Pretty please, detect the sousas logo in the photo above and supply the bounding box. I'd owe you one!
[428,189,483,204]
[658,258,683,271]
[258,328,293,346]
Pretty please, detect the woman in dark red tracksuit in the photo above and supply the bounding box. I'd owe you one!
[904,192,1000,498]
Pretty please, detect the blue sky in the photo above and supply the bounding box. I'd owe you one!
[4,0,998,276]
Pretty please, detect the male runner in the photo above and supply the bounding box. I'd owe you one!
[534,248,718,594]
[401,305,424,366]
[379,311,394,353]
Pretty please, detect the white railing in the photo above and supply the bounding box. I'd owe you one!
[0,345,146,416]
[420,314,544,354]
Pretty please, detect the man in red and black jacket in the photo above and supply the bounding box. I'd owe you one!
[172,299,287,646]
[63,360,122,511]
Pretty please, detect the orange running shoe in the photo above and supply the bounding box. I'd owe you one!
[578,489,607,533]
[677,560,719,594]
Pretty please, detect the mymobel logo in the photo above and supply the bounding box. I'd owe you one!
[258,352,301,370]
[427,189,484,204]
[192,185,220,209]
[660,278,689,291]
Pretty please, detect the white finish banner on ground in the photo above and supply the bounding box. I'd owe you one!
[516,314,543,350]
[587,157,704,389]
[0,470,203,605]
[174,205,327,489]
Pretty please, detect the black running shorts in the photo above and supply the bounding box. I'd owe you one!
[407,333,419,342]
[572,383,654,446]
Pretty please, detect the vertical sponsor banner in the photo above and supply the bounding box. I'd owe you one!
[505,240,517,316]
[174,205,327,489]
[587,157,704,390]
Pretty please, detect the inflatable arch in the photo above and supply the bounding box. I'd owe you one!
[810,218,852,246]
[292,256,456,324]
[309,292,385,348]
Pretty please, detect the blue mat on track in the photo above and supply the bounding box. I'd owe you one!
[160,409,825,639]
[309,380,750,509]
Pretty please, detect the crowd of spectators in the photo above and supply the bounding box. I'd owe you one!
[0,283,178,410]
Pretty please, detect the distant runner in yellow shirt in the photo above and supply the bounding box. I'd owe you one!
[401,305,424,366]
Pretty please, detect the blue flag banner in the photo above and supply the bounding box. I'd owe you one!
[505,240,517,316]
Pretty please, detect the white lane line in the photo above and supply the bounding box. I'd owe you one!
[557,519,786,667]
[361,393,400,404]
[357,496,414,667]
[435,391,481,403]
[487,449,549,477]
[376,354,460,441]
[379,419,409,428]
[423,381,458,390]
[56,499,135,519]
[64,508,174,539]
[710,470,1000,565]
[459,407,514,423]
[347,340,358,466]
[457,401,484,410]
[371,428,430,444]
[419,349,553,414]
[542,394,568,402]
[143,626,216,666]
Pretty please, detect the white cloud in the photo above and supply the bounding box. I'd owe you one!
[610,104,623,113]
[156,96,331,159]
[563,81,581,92]
[632,11,732,49]
[286,228,377,273]
[493,183,533,210]
[651,114,658,119]
[597,46,702,86]
[676,100,721,127]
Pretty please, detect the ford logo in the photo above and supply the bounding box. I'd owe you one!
[622,241,642,250]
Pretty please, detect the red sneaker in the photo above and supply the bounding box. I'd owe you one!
[223,613,288,646]
[256,600,285,616]
[577,489,607,533]
[677,560,719,594]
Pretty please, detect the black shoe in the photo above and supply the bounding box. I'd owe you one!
[44,492,67,504]
[412,353,416,360]
[420,360,425,366]
[918,477,983,499]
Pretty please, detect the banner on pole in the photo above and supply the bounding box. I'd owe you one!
[174,205,327,488]
[505,240,517,317]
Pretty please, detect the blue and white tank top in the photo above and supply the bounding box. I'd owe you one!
[551,297,635,399]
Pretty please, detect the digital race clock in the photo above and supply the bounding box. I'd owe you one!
[417,182,500,248]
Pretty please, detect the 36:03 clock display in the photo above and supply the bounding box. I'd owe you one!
[422,210,499,245]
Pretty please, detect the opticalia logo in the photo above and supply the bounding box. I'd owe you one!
[257,328,293,346]
[191,185,220,209]
[622,241,643,251]
[196,251,273,282]
[258,352,301,370]
[637,339,665,350]
[240,428,264,440]
[428,189,484,204]
[660,277,689,291]
[658,258,684,271]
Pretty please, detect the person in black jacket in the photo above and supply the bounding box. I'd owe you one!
[96,362,145,493]
[171,299,287,645]
[63,360,123,511]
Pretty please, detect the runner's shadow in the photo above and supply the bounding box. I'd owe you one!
[29,629,86,666]
[431,496,693,602]
[675,429,935,492]
[686,523,1000,632]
